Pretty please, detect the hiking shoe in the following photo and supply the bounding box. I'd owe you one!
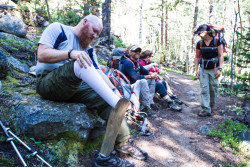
[198,111,212,117]
[94,151,134,167]
[168,102,182,112]
[116,140,148,160]
[171,96,183,105]
[150,104,159,111]
[141,106,152,116]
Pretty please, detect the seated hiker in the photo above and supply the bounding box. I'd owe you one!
[139,50,182,112]
[36,15,148,167]
[120,45,159,115]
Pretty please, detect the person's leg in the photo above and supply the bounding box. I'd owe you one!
[199,68,212,116]
[208,70,219,111]
[155,81,168,98]
[74,61,120,108]
[147,79,155,105]
[132,79,151,108]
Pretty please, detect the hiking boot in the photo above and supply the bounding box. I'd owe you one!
[198,111,212,117]
[141,106,152,116]
[116,140,148,160]
[171,96,183,105]
[94,151,134,167]
[168,102,182,112]
[150,104,159,111]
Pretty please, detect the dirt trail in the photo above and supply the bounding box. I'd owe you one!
[123,71,243,167]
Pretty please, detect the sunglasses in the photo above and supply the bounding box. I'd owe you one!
[198,31,205,35]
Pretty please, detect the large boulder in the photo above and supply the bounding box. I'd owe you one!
[0,48,30,73]
[0,14,27,37]
[15,96,106,140]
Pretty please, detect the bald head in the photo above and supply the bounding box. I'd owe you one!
[84,15,103,29]
[75,15,103,49]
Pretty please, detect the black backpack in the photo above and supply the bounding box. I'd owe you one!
[107,47,129,71]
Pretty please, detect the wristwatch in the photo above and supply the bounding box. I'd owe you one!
[68,49,73,59]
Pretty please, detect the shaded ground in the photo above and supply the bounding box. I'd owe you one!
[0,71,248,167]
[122,71,246,167]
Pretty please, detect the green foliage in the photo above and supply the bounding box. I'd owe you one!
[219,161,248,167]
[234,25,250,86]
[52,9,81,26]
[111,35,127,48]
[97,56,107,66]
[207,120,250,153]
[218,83,249,98]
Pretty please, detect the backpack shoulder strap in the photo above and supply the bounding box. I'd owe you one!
[125,57,135,69]
[214,33,219,47]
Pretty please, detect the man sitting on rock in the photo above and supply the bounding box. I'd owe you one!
[36,15,147,167]
[120,45,159,115]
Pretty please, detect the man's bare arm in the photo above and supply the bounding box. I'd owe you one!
[37,44,92,68]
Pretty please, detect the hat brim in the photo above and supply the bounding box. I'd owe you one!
[194,30,200,35]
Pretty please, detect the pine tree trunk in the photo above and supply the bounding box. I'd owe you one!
[209,0,214,24]
[139,0,144,44]
[102,0,111,48]
[164,0,168,63]
[44,0,51,23]
[161,0,164,44]
[189,0,199,74]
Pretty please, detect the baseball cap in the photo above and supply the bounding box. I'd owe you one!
[194,24,211,35]
[130,45,142,52]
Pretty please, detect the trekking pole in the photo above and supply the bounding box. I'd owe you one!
[0,120,28,167]
[7,130,52,167]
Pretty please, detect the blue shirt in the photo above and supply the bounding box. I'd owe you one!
[120,57,149,84]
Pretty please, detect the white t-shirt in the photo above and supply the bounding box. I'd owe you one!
[36,22,99,75]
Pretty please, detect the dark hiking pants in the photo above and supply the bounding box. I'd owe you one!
[36,61,130,147]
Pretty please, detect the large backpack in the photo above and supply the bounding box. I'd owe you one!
[101,66,140,112]
[107,47,129,71]
[209,25,229,61]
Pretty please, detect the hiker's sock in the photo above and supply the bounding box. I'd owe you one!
[163,95,172,103]
[74,61,120,108]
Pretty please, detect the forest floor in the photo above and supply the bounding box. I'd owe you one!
[121,71,248,167]
[0,71,248,167]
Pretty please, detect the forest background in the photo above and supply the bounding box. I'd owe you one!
[3,0,250,92]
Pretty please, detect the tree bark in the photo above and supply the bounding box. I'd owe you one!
[139,0,144,44]
[102,0,111,49]
[164,0,168,63]
[209,0,214,24]
[44,0,51,23]
[189,0,199,74]
[161,0,164,45]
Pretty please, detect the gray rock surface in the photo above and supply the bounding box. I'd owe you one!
[6,54,30,73]
[0,14,27,37]
[199,125,211,135]
[15,96,105,140]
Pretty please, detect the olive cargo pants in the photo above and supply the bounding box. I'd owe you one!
[36,61,130,147]
[199,67,219,113]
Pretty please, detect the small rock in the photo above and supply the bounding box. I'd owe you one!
[206,122,212,125]
[187,91,195,96]
[199,125,211,135]
[172,81,180,85]
[0,80,1,90]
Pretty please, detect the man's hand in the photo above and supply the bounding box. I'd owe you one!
[215,70,222,78]
[196,71,200,79]
[150,73,158,79]
[71,50,92,68]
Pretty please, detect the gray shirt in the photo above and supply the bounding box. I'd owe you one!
[36,22,99,75]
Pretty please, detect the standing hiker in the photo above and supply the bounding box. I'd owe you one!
[36,15,148,167]
[194,24,224,117]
